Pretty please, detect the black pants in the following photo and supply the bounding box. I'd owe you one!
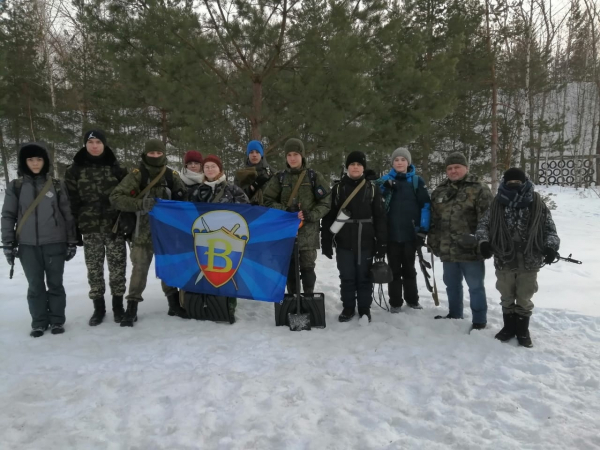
[387,241,418,307]
[19,243,67,329]
[336,247,373,309]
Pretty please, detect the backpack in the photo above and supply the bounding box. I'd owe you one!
[334,179,376,206]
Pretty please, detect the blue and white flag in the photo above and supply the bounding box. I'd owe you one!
[149,200,300,302]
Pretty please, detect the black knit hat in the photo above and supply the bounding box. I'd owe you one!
[84,129,107,147]
[346,151,367,169]
[445,152,468,167]
[503,167,527,183]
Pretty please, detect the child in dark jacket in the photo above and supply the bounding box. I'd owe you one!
[321,151,387,322]
[375,148,431,312]
[1,143,77,337]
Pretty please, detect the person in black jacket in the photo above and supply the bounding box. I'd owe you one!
[321,151,387,322]
[375,148,431,312]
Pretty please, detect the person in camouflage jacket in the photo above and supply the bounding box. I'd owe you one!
[476,168,560,347]
[64,130,128,326]
[234,140,273,205]
[109,139,188,327]
[263,138,331,295]
[427,152,493,329]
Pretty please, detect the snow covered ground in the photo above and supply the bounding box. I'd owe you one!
[1,186,599,450]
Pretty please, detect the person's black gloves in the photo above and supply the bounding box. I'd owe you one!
[252,174,270,191]
[66,244,77,262]
[3,244,17,265]
[384,179,396,190]
[76,228,84,247]
[375,243,387,259]
[321,240,333,259]
[543,247,557,264]
[458,233,478,249]
[479,241,493,259]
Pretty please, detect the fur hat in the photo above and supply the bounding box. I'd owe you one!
[203,154,223,172]
[84,129,107,147]
[184,150,203,165]
[144,139,165,155]
[284,138,305,157]
[346,151,367,169]
[503,167,527,184]
[391,148,411,166]
[18,142,50,177]
[445,152,468,167]
[246,140,264,157]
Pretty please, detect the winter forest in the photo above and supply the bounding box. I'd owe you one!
[1,0,599,191]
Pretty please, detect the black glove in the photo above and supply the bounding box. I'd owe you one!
[385,179,396,190]
[253,174,270,191]
[321,242,333,259]
[543,247,557,265]
[76,227,84,247]
[458,233,478,249]
[141,197,156,213]
[3,245,17,265]
[375,243,387,259]
[479,241,493,259]
[66,244,77,262]
[286,204,300,213]
[301,210,310,222]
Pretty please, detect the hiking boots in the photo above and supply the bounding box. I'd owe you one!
[50,324,65,335]
[471,323,486,330]
[88,298,106,326]
[495,313,516,342]
[515,315,533,348]
[390,306,402,314]
[120,301,138,327]
[358,308,372,323]
[167,292,190,319]
[112,295,125,323]
[406,302,423,310]
[30,327,46,338]
[338,307,356,322]
[435,313,461,320]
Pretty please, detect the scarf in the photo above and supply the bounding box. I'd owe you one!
[497,180,534,208]
[203,173,227,192]
[180,168,204,186]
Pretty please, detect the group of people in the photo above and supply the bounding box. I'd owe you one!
[1,131,560,348]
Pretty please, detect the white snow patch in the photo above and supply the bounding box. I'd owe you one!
[1,187,600,449]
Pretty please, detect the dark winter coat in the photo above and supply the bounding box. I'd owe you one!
[234,158,273,205]
[476,182,560,271]
[190,176,250,204]
[64,146,128,235]
[263,163,331,251]
[1,143,77,247]
[321,175,387,254]
[375,166,431,243]
[428,173,493,262]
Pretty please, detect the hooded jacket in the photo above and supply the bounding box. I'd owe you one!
[1,143,77,246]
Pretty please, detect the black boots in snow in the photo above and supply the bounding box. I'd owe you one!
[496,313,533,348]
[120,300,138,327]
[167,292,190,319]
[89,298,106,326]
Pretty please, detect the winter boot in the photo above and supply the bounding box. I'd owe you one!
[338,307,356,322]
[435,313,461,320]
[88,298,106,326]
[30,326,46,338]
[50,324,65,335]
[471,323,486,330]
[112,295,125,323]
[406,302,423,310]
[390,306,402,314]
[515,315,533,348]
[358,307,372,323]
[495,313,516,342]
[120,301,138,327]
[167,291,190,319]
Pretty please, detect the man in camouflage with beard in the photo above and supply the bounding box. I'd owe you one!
[427,152,493,330]
[65,130,128,326]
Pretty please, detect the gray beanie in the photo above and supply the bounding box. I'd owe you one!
[445,152,468,167]
[391,147,411,166]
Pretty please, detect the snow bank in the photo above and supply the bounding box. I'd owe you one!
[1,187,599,449]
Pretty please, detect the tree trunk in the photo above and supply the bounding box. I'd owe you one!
[251,78,262,140]
[0,125,10,185]
[485,0,499,192]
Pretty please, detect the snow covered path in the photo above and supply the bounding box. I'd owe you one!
[1,187,600,449]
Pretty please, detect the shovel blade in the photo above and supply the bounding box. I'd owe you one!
[288,312,311,331]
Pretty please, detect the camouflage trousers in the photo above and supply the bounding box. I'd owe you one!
[83,233,127,301]
[126,243,178,303]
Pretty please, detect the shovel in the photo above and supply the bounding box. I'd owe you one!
[287,238,311,331]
